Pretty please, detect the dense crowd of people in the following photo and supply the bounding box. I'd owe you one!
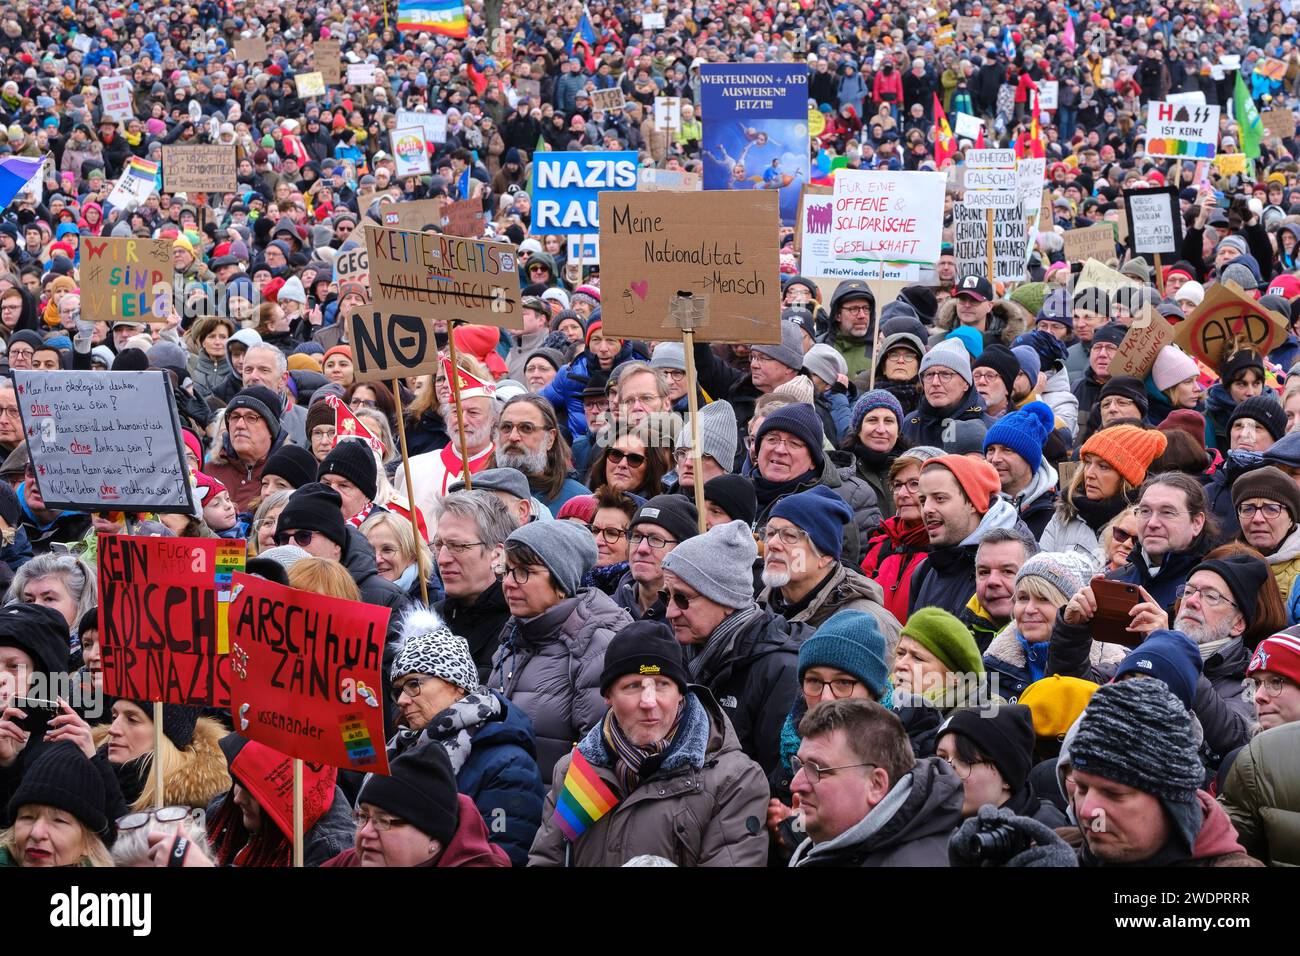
[0,0,1298,870]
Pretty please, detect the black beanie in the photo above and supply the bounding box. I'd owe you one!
[628,494,699,544]
[1091,323,1127,349]
[1220,348,1264,384]
[971,343,1020,393]
[1192,554,1271,627]
[357,744,459,845]
[756,404,827,471]
[7,742,108,835]
[1098,375,1149,417]
[262,445,319,491]
[276,482,349,548]
[0,603,72,677]
[101,697,201,749]
[78,606,99,639]
[1228,395,1288,442]
[318,439,378,501]
[703,475,758,526]
[941,704,1036,794]
[600,620,689,694]
[227,385,283,437]
[112,347,149,372]
[0,480,19,528]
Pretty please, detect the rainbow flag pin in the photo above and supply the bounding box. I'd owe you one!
[553,749,619,842]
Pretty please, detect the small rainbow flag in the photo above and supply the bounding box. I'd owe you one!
[553,748,619,842]
[396,0,469,38]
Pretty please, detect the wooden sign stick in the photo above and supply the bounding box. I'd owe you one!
[445,320,473,490]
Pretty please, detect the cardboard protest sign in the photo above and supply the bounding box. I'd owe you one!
[98,536,245,707]
[1016,157,1047,217]
[532,151,638,235]
[1146,101,1220,159]
[161,145,237,193]
[346,307,441,384]
[80,237,173,324]
[590,87,626,112]
[332,241,369,284]
[1214,153,1249,176]
[1062,223,1117,264]
[957,15,983,34]
[516,78,541,102]
[1075,257,1139,301]
[390,127,431,177]
[1257,57,1289,81]
[1262,107,1296,140]
[954,202,1026,282]
[1109,305,1177,379]
[1176,281,1289,367]
[98,76,135,123]
[598,190,781,343]
[234,36,268,62]
[830,169,946,265]
[376,199,445,231]
[637,169,702,191]
[15,370,193,514]
[799,188,918,280]
[1123,186,1182,257]
[441,198,488,237]
[294,72,327,98]
[347,62,377,86]
[1038,81,1059,110]
[315,39,342,84]
[227,572,391,776]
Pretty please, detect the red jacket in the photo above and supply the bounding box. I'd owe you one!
[322,794,511,867]
[860,516,929,625]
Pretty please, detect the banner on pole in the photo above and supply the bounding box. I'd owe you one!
[1123,185,1183,256]
[161,145,237,193]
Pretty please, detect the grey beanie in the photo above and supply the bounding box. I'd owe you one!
[1220,262,1259,291]
[650,341,687,372]
[676,399,738,470]
[802,343,848,385]
[751,320,806,371]
[392,607,478,692]
[918,339,973,386]
[660,519,757,609]
[507,519,597,597]
[1217,234,1249,257]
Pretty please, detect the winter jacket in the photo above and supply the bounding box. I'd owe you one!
[1258,525,1300,606]
[901,382,994,448]
[760,562,902,653]
[931,298,1030,350]
[541,342,641,441]
[1061,790,1262,866]
[1039,367,1080,440]
[489,588,631,779]
[322,793,511,867]
[1219,720,1300,866]
[206,783,355,867]
[860,517,930,625]
[908,499,1027,616]
[985,622,1126,703]
[1010,462,1059,539]
[92,717,230,812]
[528,688,770,867]
[1039,513,1102,563]
[188,349,232,395]
[1204,451,1267,544]
[435,579,511,682]
[1105,535,1211,612]
[790,757,964,866]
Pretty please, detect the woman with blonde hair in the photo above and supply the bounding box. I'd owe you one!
[361,510,434,604]
[0,744,115,867]
[288,556,361,601]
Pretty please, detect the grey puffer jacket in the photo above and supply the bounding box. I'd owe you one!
[489,588,632,779]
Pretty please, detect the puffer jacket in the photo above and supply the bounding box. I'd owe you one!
[931,297,1030,349]
[901,381,993,448]
[489,588,632,779]
[790,756,964,866]
[1219,720,1300,866]
[528,688,770,867]
[1261,524,1300,605]
[188,349,232,395]
[1039,512,1103,563]
[541,341,643,441]
[908,498,1028,616]
[760,562,902,653]
[861,516,929,625]
[984,622,1127,702]
[1039,367,1080,440]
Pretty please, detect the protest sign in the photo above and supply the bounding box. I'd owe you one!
[71,33,92,53]
[1257,57,1289,80]
[80,237,172,324]
[953,202,1026,282]
[1016,157,1047,216]
[1075,258,1140,301]
[14,370,193,513]
[591,87,626,112]
[516,78,541,102]
[1214,152,1249,176]
[98,536,245,708]
[1262,107,1296,140]
[642,11,666,29]
[936,24,955,46]
[1109,305,1177,379]
[954,112,983,140]
[98,76,135,122]
[390,127,431,177]
[161,145,237,193]
[227,572,391,776]
[1146,101,1220,159]
[598,190,781,343]
[347,62,377,86]
[1063,223,1117,264]
[637,168,702,191]
[532,151,638,235]
[1038,81,1059,110]
[234,36,268,62]
[1167,91,1208,108]
[1177,281,1290,367]
[799,189,919,280]
[808,105,826,139]
[376,199,445,231]
[315,39,342,84]
[655,96,682,130]
[830,169,946,264]
[332,241,369,284]
[957,15,983,34]
[294,72,327,98]
[700,64,809,224]
[106,157,159,211]
[396,109,447,144]
[442,198,488,237]
[567,235,600,263]
[1123,186,1182,256]
[962,149,1019,208]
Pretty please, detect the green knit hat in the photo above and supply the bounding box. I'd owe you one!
[1009,282,1049,318]
[900,607,984,677]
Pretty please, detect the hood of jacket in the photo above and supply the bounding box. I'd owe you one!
[936,297,1030,346]
[959,496,1020,547]
[1015,461,1059,511]
[1191,790,1252,862]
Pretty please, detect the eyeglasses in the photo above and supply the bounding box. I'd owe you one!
[588,525,627,544]
[890,478,920,494]
[1110,526,1137,545]
[499,420,549,437]
[940,755,990,780]
[761,435,807,452]
[6,347,33,360]
[352,809,408,832]
[629,531,678,551]
[657,588,693,611]
[1238,502,1287,520]
[228,411,266,427]
[390,674,431,703]
[759,524,807,547]
[274,530,318,547]
[0,406,20,420]
[661,368,687,381]
[432,538,485,555]
[840,304,872,316]
[1248,674,1293,696]
[971,370,1002,384]
[801,676,861,698]
[1136,506,1189,522]
[791,756,877,785]
[117,806,195,831]
[921,369,958,384]
[606,448,647,468]
[350,398,378,410]
[1176,583,1237,610]
[503,564,546,584]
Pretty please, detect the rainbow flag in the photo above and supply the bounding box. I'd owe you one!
[0,155,44,214]
[396,0,469,37]
[553,748,619,842]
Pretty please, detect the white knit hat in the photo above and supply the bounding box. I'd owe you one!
[1152,345,1200,391]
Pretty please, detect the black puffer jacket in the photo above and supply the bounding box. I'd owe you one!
[901,382,994,448]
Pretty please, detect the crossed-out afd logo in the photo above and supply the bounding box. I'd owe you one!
[49,887,152,936]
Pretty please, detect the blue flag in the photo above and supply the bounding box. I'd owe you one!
[0,155,44,214]
[567,7,597,54]
[1002,26,1017,59]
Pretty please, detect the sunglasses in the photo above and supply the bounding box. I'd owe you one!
[657,588,693,611]
[606,448,646,468]
[274,530,318,547]
[1111,527,1136,546]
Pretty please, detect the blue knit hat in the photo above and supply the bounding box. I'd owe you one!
[983,400,1054,472]
[755,403,826,470]
[1011,344,1041,385]
[1115,630,1204,710]
[945,324,984,359]
[799,610,890,701]
[771,485,853,559]
[851,389,905,435]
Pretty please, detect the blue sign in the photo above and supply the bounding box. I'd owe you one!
[531,151,638,235]
[699,64,809,226]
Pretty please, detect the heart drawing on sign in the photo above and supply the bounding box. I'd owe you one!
[630,280,649,301]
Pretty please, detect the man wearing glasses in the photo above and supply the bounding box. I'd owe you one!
[494,395,589,516]
[0,380,23,458]
[818,280,876,380]
[206,387,283,512]
[902,339,993,448]
[612,495,699,621]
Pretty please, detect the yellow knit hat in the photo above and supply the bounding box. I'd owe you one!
[1019,675,1100,739]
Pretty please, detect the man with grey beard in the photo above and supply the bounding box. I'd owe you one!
[495,394,589,516]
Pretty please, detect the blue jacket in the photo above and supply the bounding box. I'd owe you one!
[1106,534,1212,612]
[541,341,641,440]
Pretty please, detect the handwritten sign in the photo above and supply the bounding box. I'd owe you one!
[442,198,487,237]
[799,189,918,280]
[396,109,447,145]
[377,199,445,231]
[954,202,1026,282]
[1177,281,1289,367]
[1063,224,1117,264]
[81,237,173,324]
[830,169,946,264]
[964,148,1019,208]
[642,11,666,29]
[347,62,377,86]
[347,307,440,384]
[1038,81,1059,110]
[533,151,638,235]
[954,112,983,140]
[1257,57,1289,81]
[98,76,135,123]
[315,39,342,84]
[1146,101,1220,159]
[228,573,391,776]
[14,370,193,513]
[1109,305,1176,379]
[161,145,237,193]
[98,536,244,708]
[1123,186,1182,256]
[1214,153,1249,176]
[294,71,327,98]
[332,242,369,285]
[1262,108,1296,140]
[390,127,431,177]
[599,190,781,343]
[1076,258,1140,303]
[590,87,626,112]
[234,36,268,63]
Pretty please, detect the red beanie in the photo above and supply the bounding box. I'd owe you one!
[922,455,1002,514]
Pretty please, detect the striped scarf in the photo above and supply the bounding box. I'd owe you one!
[687,603,764,684]
[601,700,684,795]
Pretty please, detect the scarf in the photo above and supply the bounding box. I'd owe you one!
[406,689,504,774]
[1198,637,1233,662]
[849,441,896,476]
[687,603,764,684]
[753,468,818,511]
[346,501,377,529]
[1069,487,1134,531]
[601,698,685,794]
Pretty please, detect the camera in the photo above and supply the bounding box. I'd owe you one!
[967,820,1032,864]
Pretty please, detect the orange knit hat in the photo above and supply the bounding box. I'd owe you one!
[1079,425,1168,487]
[922,454,1002,514]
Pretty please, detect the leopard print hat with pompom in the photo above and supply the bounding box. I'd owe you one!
[391,607,479,693]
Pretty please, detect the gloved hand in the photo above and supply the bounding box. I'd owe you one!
[948,804,1077,868]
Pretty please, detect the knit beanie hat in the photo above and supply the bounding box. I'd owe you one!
[940,704,1036,793]
[306,395,336,436]
[262,444,319,490]
[1011,344,1041,385]
[507,519,597,597]
[971,343,1021,393]
[357,744,459,844]
[763,376,817,408]
[1069,681,1204,854]
[660,519,758,610]
[101,698,202,749]
[984,401,1054,473]
[1217,234,1250,257]
[556,495,598,524]
[318,439,378,502]
[919,339,973,386]
[676,399,737,471]
[276,482,349,548]
[1175,280,1205,306]
[803,343,849,385]
[1158,409,1208,454]
[1014,551,1092,602]
[750,320,805,371]
[1035,287,1073,330]
[1010,281,1049,317]
[1264,431,1300,470]
[922,455,1001,514]
[771,485,853,559]
[0,603,72,677]
[1232,464,1300,522]
[1220,348,1264,384]
[7,742,108,835]
[945,324,984,360]
[703,475,758,526]
[1098,375,1148,418]
[1079,424,1167,487]
[875,331,925,374]
[599,620,689,694]
[629,494,700,544]
[391,607,478,691]
[1193,554,1270,626]
[900,607,984,676]
[851,390,905,435]
[1091,323,1127,349]
[1114,630,1203,710]
[650,341,687,372]
[227,385,283,437]
[1228,395,1288,442]
[799,610,890,701]
[942,419,989,457]
[1247,631,1300,685]
[1152,345,1200,391]
[1018,675,1100,739]
[288,353,322,374]
[756,404,827,471]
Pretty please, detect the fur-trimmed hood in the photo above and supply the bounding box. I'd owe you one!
[934,297,1031,347]
[93,716,232,810]
[985,625,1128,674]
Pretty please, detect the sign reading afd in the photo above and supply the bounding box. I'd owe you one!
[532,151,638,235]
